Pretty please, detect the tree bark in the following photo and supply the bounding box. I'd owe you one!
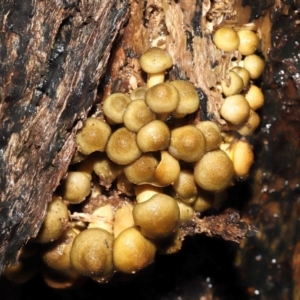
[0,0,128,272]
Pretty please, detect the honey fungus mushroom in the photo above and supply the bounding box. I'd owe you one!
[113,227,156,274]
[75,118,111,155]
[169,80,200,118]
[70,228,114,278]
[106,127,142,165]
[145,82,179,114]
[61,171,91,204]
[220,71,244,96]
[139,47,173,87]
[194,150,234,192]
[102,93,131,124]
[35,196,69,244]
[195,121,222,151]
[243,54,265,79]
[213,27,239,52]
[220,94,251,125]
[132,193,180,239]
[168,125,206,162]
[237,29,259,56]
[136,120,171,152]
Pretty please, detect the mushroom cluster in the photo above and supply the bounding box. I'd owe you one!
[214,27,265,136]
[3,34,264,286]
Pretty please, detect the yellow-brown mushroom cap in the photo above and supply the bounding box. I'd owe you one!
[243,54,265,79]
[236,109,260,136]
[139,47,173,74]
[194,150,234,192]
[137,120,171,152]
[244,84,264,110]
[169,80,199,117]
[102,93,131,124]
[221,71,244,96]
[195,121,222,151]
[237,30,259,56]
[75,118,111,155]
[230,66,250,88]
[168,125,206,162]
[220,94,250,125]
[106,127,142,165]
[123,99,156,132]
[124,153,158,185]
[213,27,240,52]
[145,82,179,114]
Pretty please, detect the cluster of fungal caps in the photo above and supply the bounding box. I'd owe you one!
[3,26,265,287]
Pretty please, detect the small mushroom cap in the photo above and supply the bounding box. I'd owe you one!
[145,82,179,114]
[154,151,180,186]
[42,228,77,272]
[62,171,91,204]
[132,193,180,239]
[168,125,206,162]
[137,120,171,152]
[75,118,111,155]
[244,84,264,110]
[237,30,259,56]
[192,189,214,212]
[230,66,250,87]
[194,150,234,192]
[102,93,131,124]
[232,140,254,177]
[106,127,142,165]
[176,200,194,224]
[243,54,265,79]
[213,27,239,52]
[169,80,199,117]
[236,109,260,136]
[113,227,156,274]
[130,87,148,100]
[124,153,159,185]
[220,94,251,125]
[172,170,198,201]
[221,71,244,96]
[195,121,222,151]
[123,99,156,132]
[139,47,173,74]
[70,228,114,277]
[135,184,162,203]
[35,196,69,244]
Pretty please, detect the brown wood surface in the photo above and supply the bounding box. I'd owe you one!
[0,0,128,272]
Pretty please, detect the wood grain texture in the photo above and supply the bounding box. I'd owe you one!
[0,0,128,272]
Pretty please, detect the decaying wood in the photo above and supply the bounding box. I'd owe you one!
[0,0,128,272]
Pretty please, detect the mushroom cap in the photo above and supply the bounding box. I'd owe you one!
[169,80,199,117]
[168,125,206,162]
[195,121,222,151]
[232,140,254,177]
[243,54,265,79]
[124,153,159,185]
[154,151,180,186]
[106,127,142,165]
[137,120,171,152]
[113,227,156,274]
[194,150,234,192]
[103,93,131,124]
[42,228,77,272]
[123,99,156,132]
[35,196,69,244]
[62,171,91,204]
[244,84,264,110]
[172,169,198,201]
[135,184,162,203]
[70,228,114,277]
[145,82,179,114]
[230,66,250,87]
[213,27,240,52]
[221,71,244,96]
[220,94,250,125]
[130,87,148,101]
[139,47,173,74]
[75,118,111,155]
[237,29,259,56]
[236,109,260,136]
[132,193,180,239]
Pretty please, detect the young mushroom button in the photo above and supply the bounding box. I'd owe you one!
[139,47,173,87]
